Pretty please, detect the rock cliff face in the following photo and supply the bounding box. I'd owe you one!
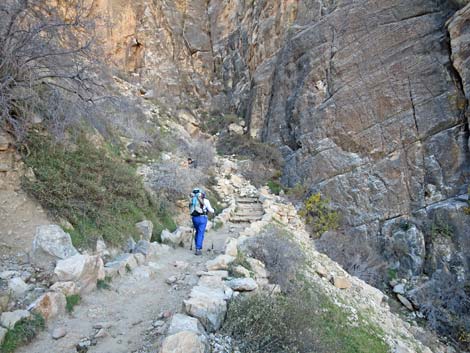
[90,0,470,344]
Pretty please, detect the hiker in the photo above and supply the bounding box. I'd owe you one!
[189,188,214,255]
[188,157,197,168]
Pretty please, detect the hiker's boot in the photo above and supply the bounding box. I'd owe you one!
[195,249,202,256]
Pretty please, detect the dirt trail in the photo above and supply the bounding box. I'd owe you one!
[17,224,241,353]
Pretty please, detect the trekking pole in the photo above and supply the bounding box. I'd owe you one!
[211,213,214,251]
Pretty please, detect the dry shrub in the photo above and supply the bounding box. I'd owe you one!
[315,231,386,286]
[244,225,305,291]
[0,0,101,139]
[223,284,388,353]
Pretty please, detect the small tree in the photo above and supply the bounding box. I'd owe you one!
[0,0,100,139]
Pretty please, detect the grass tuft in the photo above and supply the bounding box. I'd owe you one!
[66,294,81,313]
[1,314,45,353]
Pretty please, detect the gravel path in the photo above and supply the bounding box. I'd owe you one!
[16,224,236,353]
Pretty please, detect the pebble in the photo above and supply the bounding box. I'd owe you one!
[51,327,67,340]
[165,276,177,284]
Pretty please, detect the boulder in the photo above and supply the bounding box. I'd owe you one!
[232,265,250,278]
[96,240,110,258]
[8,277,30,297]
[167,313,205,336]
[332,276,352,289]
[31,225,78,269]
[228,123,244,135]
[134,240,151,256]
[160,331,207,353]
[206,255,234,271]
[135,220,153,241]
[226,278,258,291]
[50,281,79,296]
[29,292,66,321]
[105,253,138,277]
[184,295,227,332]
[162,227,193,246]
[54,254,105,294]
[224,238,238,257]
[393,283,406,295]
[124,237,136,253]
[315,265,328,278]
[246,258,268,279]
[0,310,30,329]
[397,294,414,311]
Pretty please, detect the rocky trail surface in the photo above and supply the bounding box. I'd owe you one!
[16,221,235,353]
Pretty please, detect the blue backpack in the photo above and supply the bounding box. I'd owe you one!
[189,189,206,216]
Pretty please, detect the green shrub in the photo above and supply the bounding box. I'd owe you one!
[223,284,388,353]
[267,180,282,195]
[1,314,45,353]
[299,193,339,238]
[97,276,112,290]
[66,294,81,313]
[22,131,175,247]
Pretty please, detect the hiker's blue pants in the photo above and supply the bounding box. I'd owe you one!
[192,215,208,250]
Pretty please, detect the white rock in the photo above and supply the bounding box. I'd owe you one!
[0,310,30,329]
[96,240,110,258]
[224,238,238,257]
[167,313,205,336]
[206,255,235,271]
[50,281,79,296]
[8,277,30,297]
[29,292,66,321]
[135,220,153,241]
[54,254,105,294]
[226,278,258,291]
[52,327,67,340]
[184,295,227,332]
[246,258,268,279]
[228,123,244,135]
[31,225,78,269]
[132,266,154,280]
[232,265,250,278]
[393,283,406,295]
[161,331,207,353]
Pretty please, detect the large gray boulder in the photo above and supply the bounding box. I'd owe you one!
[31,225,78,269]
[135,220,153,241]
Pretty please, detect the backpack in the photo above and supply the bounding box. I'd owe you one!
[189,189,206,216]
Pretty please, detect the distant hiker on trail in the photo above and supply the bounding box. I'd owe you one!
[189,188,214,255]
[188,157,197,168]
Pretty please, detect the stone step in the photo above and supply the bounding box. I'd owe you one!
[236,197,260,204]
[232,211,264,217]
[229,215,263,223]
